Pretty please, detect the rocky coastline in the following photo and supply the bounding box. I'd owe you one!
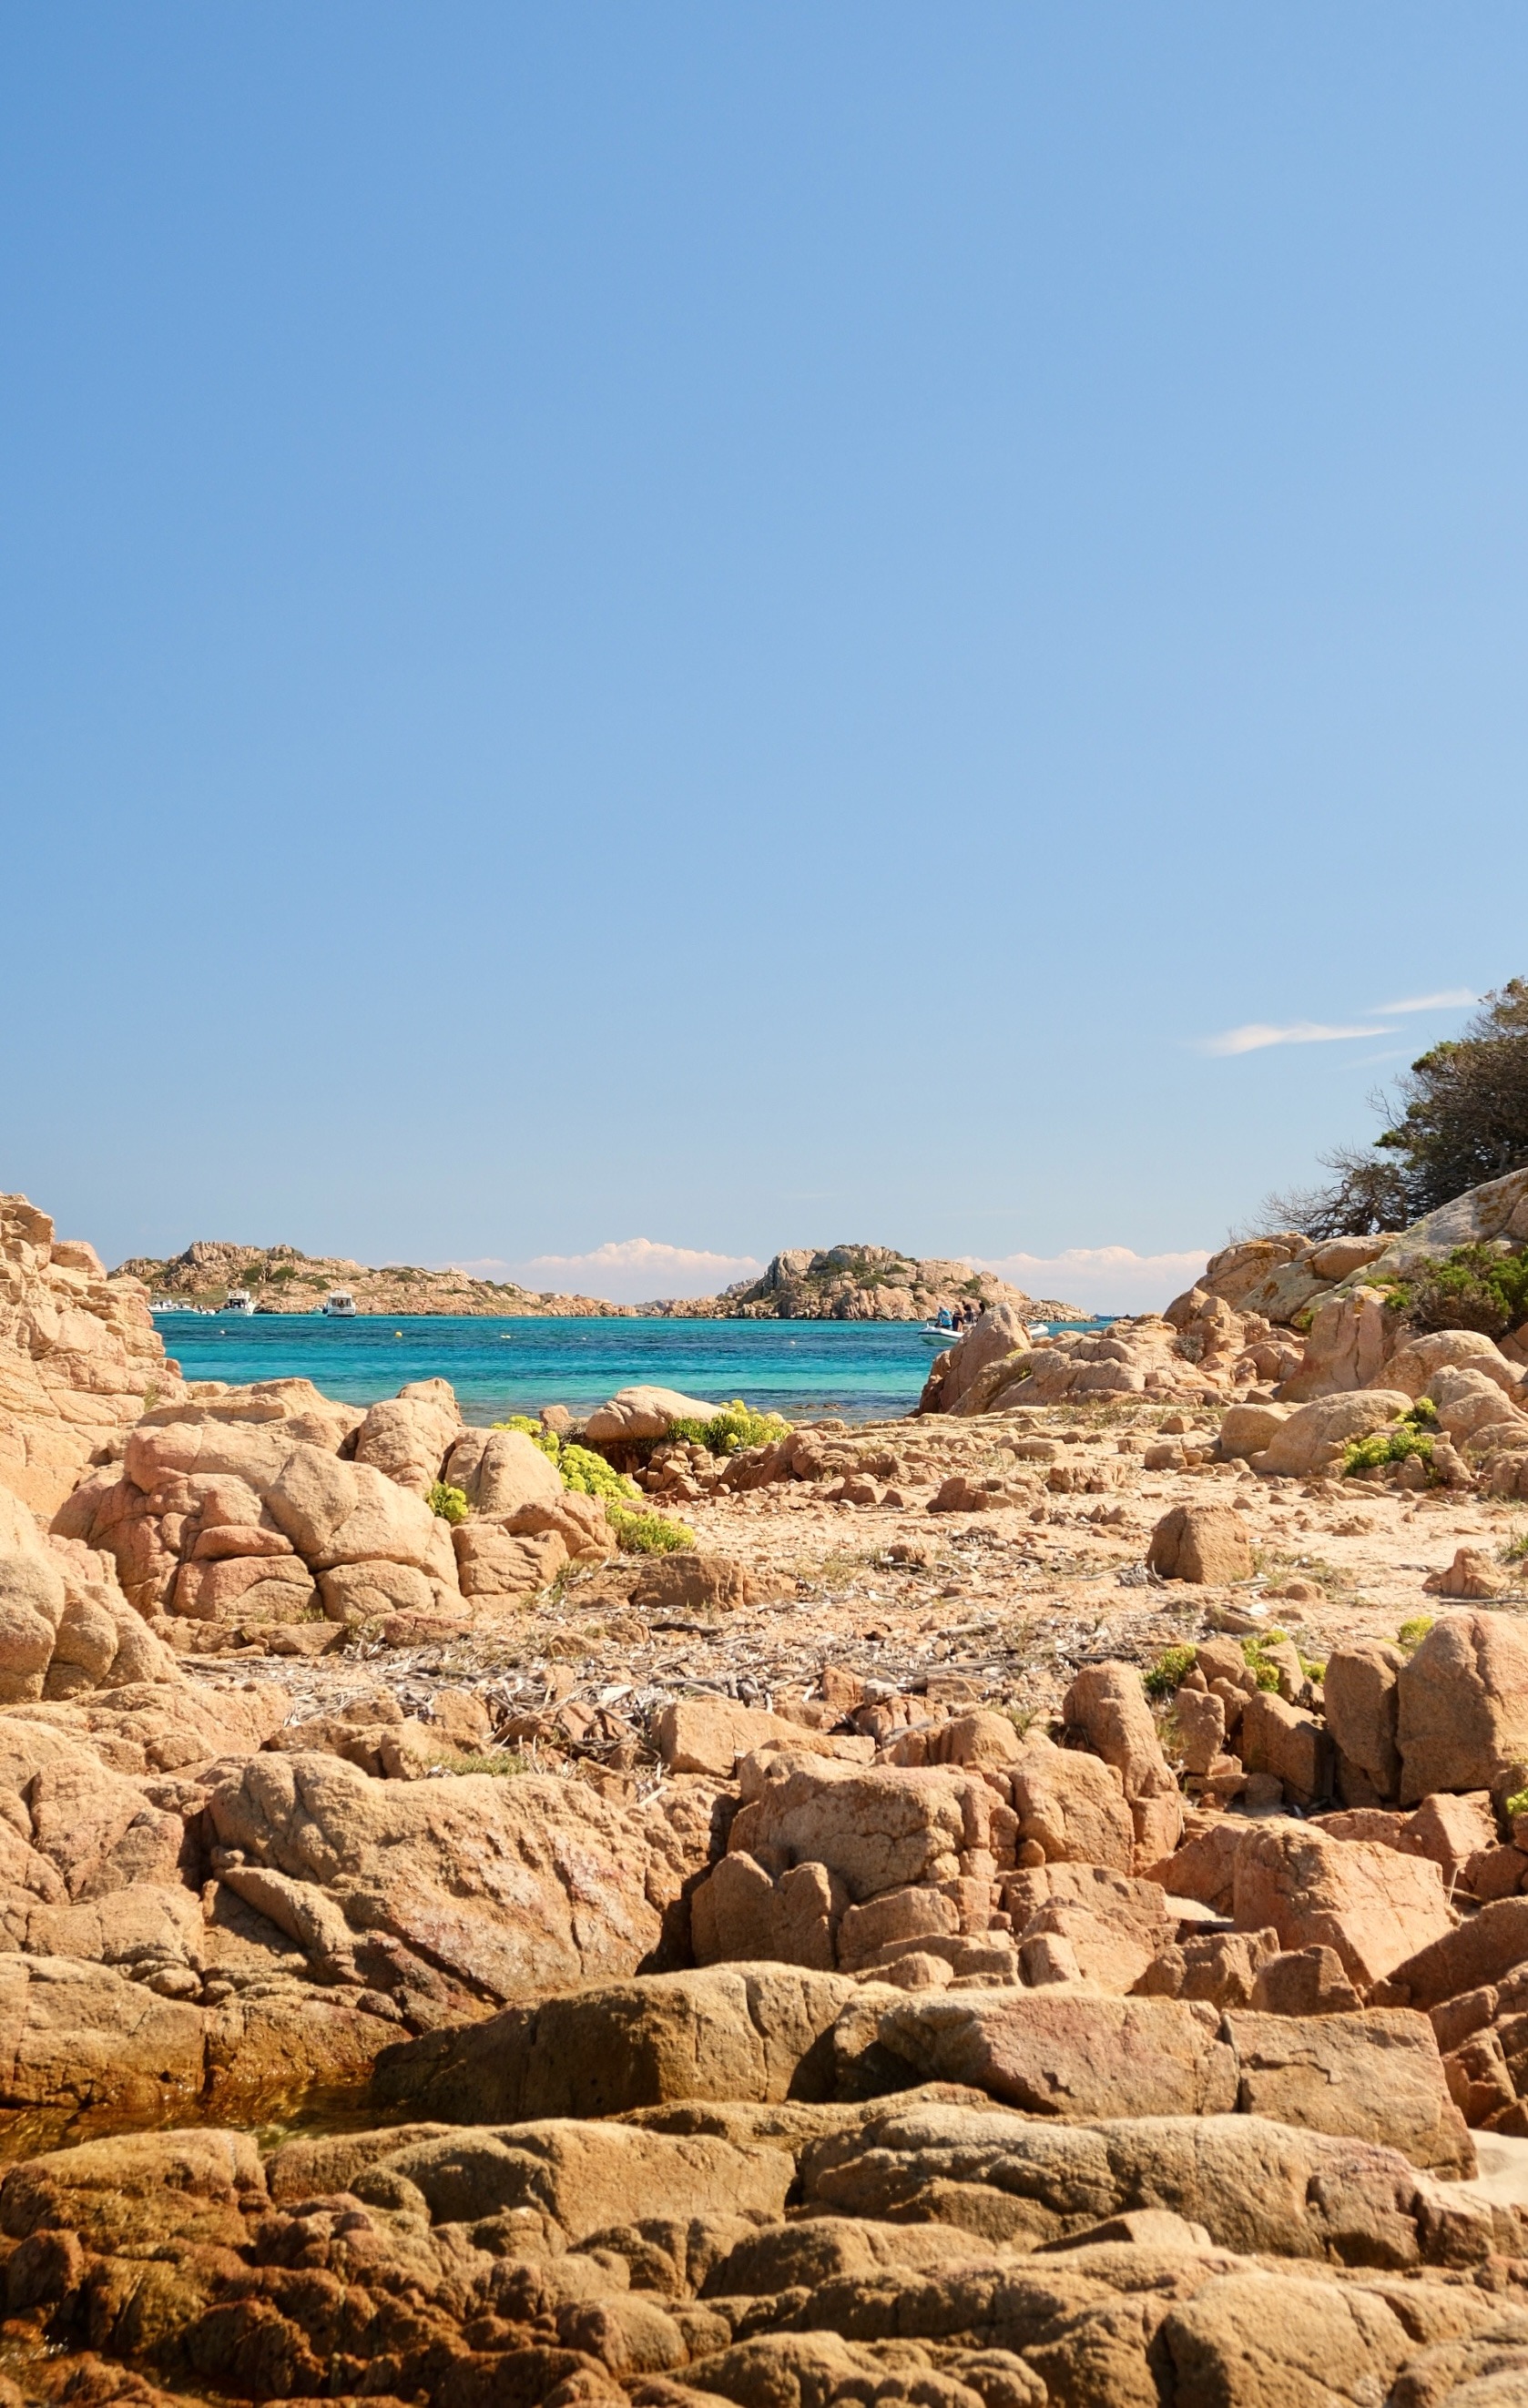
[116,1239,1077,1326]
[3,1181,1528,2403]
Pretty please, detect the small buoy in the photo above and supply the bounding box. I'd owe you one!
[394,1330,403,1337]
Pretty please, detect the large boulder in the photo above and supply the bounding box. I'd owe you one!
[1396,1612,1528,1803]
[656,1699,871,1779]
[583,1387,722,1445]
[1323,1642,1404,1803]
[263,1445,456,1580]
[1258,1391,1412,1478]
[628,1553,758,1616]
[443,1425,565,1519]
[1008,1733,1135,1872]
[877,1992,1238,2121]
[1062,1661,1182,1858]
[352,1380,463,1493]
[1238,1691,1335,1809]
[1146,1504,1253,1585]
[1231,1824,1455,1990]
[1278,1288,1393,1401]
[1383,1896,1528,2009]
[1429,1363,1528,1445]
[452,1521,567,1602]
[0,1193,189,1514]
[690,1851,844,1970]
[1380,1329,1523,1401]
[303,2114,796,2243]
[1222,2008,1472,2175]
[0,1547,67,1702]
[205,1753,718,2010]
[917,1304,1036,1417]
[372,1966,864,2120]
[720,1757,1015,1905]
[1217,1401,1290,1459]
[796,2097,1496,2267]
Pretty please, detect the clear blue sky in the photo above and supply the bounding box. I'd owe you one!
[1,5,1521,1307]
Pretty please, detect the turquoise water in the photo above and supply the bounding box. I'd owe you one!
[155,1313,948,1425]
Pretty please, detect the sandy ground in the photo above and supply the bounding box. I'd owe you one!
[177,1401,1528,1781]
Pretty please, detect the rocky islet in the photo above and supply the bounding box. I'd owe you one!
[3,1189,1528,2401]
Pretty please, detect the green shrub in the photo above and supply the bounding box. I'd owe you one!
[667,1398,792,1457]
[606,1506,696,1554]
[494,1415,562,1460]
[1501,1527,1528,1565]
[1396,1614,1435,1653]
[491,1419,638,1502]
[1240,1637,1282,1692]
[1144,1643,1197,1701]
[443,1750,529,1777]
[1386,1244,1528,1340]
[557,1443,638,1503]
[1341,1419,1436,1478]
[1505,1786,1528,1823]
[426,1482,470,1524]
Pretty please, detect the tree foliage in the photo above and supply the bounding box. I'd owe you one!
[1254,980,1528,1237]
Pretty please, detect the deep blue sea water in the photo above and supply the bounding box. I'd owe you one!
[153,1313,952,1425]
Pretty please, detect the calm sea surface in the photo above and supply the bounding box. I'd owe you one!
[153,1313,956,1425]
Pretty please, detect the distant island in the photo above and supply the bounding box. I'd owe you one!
[115,1237,1085,1322]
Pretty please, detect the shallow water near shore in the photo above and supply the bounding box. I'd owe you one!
[155,1312,963,1424]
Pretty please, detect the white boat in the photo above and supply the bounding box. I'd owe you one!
[919,1318,963,1345]
[322,1288,358,1317]
[222,1288,255,1316]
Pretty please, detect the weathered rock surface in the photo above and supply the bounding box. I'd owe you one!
[0,1196,186,1518]
[1231,1822,1455,1988]
[373,1966,868,2120]
[206,1752,718,2010]
[1397,1611,1528,1803]
[1146,1505,1254,1586]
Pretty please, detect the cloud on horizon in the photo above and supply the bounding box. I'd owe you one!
[973,1245,1208,1315]
[447,1237,764,1303]
[1370,988,1476,1014]
[1200,988,1475,1057]
[1198,1020,1394,1057]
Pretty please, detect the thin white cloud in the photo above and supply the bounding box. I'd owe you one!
[974,1245,1208,1315]
[1199,1021,1394,1057]
[448,1237,765,1304]
[1370,988,1476,1014]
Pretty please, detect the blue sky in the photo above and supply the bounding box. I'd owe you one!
[1,5,1521,1308]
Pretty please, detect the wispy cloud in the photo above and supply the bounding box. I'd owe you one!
[1198,1021,1394,1058]
[1370,988,1476,1014]
[448,1237,764,1304]
[974,1245,1208,1315]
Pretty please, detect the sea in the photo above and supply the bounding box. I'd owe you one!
[151,1312,1109,1428]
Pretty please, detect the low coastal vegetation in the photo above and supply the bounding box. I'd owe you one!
[667,1397,791,1454]
[495,1417,639,1503]
[1342,1399,1440,1478]
[606,1503,695,1551]
[1385,1240,1528,1338]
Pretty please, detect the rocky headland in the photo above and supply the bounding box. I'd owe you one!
[114,1240,634,1319]
[687,1247,1078,1324]
[116,1238,1075,1324]
[2,1180,1528,2404]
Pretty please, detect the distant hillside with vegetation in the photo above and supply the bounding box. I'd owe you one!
[116,1235,1086,1321]
[113,1240,628,1318]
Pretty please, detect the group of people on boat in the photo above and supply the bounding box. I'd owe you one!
[931,1303,978,1333]
[919,1301,983,1343]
